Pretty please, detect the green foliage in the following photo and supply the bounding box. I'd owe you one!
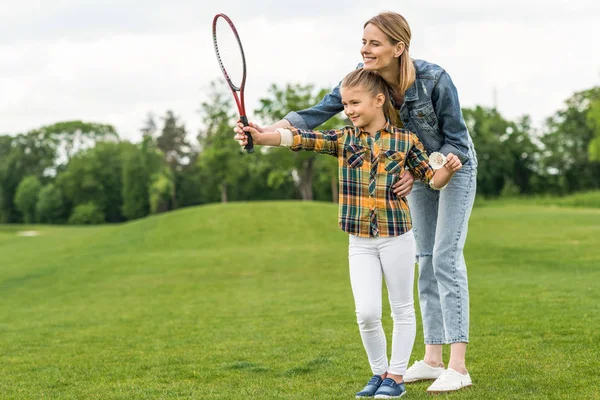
[34,120,119,167]
[197,80,251,203]
[149,170,174,214]
[122,146,150,220]
[14,176,42,223]
[68,202,105,224]
[587,96,600,161]
[0,132,55,222]
[549,190,600,208]
[35,184,66,224]
[57,141,133,223]
[4,82,600,224]
[539,87,600,194]
[156,111,190,169]
[255,84,345,200]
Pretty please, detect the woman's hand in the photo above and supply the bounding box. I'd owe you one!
[234,120,264,138]
[392,171,415,197]
[234,125,262,147]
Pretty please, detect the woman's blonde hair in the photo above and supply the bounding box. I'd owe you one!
[341,68,398,127]
[364,12,416,99]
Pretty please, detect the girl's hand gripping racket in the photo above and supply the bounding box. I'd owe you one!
[212,13,254,153]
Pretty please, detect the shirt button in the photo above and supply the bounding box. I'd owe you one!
[369,198,376,209]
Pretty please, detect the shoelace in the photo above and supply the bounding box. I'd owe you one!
[381,378,398,387]
[434,370,454,384]
[367,376,381,385]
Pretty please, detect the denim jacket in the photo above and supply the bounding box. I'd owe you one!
[284,59,473,164]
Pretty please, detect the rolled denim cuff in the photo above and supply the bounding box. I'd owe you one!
[439,143,469,165]
[283,111,308,130]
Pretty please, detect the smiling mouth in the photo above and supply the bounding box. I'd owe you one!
[363,56,376,62]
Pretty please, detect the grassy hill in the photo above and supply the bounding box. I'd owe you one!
[1,201,599,399]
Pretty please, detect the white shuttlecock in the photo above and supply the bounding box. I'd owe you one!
[429,152,447,170]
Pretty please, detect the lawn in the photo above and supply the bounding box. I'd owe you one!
[1,201,599,399]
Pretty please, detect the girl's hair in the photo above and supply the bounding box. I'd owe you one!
[364,11,416,100]
[341,68,398,127]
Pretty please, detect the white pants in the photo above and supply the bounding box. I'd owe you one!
[348,231,417,376]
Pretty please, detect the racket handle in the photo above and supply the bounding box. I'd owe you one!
[240,116,254,154]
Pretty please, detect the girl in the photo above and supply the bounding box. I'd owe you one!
[235,11,477,394]
[234,68,462,399]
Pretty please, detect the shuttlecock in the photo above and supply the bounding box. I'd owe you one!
[429,152,447,170]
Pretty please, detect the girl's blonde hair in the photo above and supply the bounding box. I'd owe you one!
[364,12,416,100]
[341,68,398,127]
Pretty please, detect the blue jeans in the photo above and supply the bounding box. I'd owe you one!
[407,144,477,345]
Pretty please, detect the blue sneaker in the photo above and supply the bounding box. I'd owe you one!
[374,378,406,399]
[356,375,384,398]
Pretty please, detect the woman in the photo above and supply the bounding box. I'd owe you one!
[235,11,477,394]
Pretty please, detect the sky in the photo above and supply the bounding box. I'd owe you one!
[1,0,599,141]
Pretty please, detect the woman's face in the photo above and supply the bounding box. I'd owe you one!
[361,23,401,72]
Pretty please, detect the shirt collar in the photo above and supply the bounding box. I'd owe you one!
[354,119,394,137]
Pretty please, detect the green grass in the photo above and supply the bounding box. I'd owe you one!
[1,201,599,399]
[476,190,600,209]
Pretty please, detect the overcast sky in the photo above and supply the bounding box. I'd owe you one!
[1,0,599,141]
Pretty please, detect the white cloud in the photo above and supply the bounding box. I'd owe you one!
[1,0,599,141]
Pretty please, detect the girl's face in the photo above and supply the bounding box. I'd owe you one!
[341,85,385,132]
[361,23,402,72]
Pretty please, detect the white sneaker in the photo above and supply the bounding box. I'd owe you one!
[426,368,472,393]
[403,360,445,383]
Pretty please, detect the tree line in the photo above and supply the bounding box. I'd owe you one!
[1,81,599,224]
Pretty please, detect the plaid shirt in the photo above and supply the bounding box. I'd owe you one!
[290,121,434,238]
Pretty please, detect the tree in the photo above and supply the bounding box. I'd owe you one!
[57,142,134,223]
[0,132,55,222]
[36,184,66,224]
[462,107,510,196]
[149,170,174,214]
[539,87,600,194]
[140,113,158,139]
[501,116,541,195]
[156,111,190,208]
[122,146,150,220]
[587,95,600,161]
[14,176,42,223]
[197,80,250,203]
[68,203,105,225]
[35,120,119,167]
[254,83,345,200]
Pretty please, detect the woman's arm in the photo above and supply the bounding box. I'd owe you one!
[432,70,471,164]
[284,84,345,130]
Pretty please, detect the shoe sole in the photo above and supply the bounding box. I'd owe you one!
[427,384,472,394]
[404,377,439,384]
[374,392,406,399]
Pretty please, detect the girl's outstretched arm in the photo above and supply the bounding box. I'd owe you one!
[234,125,345,157]
[234,124,282,147]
